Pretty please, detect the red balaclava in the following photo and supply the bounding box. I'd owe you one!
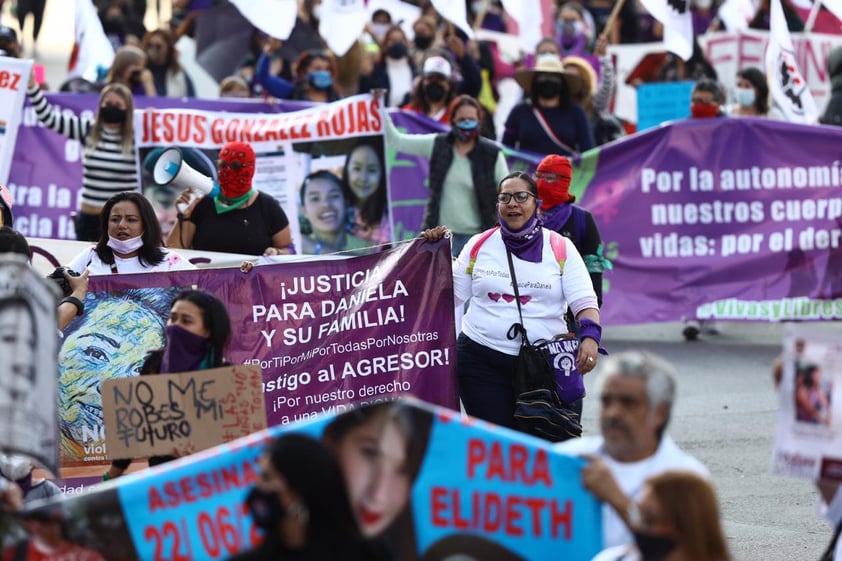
[217,141,256,198]
[535,154,574,210]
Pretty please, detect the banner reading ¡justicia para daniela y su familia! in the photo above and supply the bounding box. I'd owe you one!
[57,238,459,466]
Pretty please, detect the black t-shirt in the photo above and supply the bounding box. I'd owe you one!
[191,191,290,255]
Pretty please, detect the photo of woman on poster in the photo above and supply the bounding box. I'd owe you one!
[322,401,434,560]
[342,137,390,245]
[298,170,370,256]
[795,364,832,426]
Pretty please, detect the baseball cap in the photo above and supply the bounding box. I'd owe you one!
[0,26,17,42]
[422,55,452,79]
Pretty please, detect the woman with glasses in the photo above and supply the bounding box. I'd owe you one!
[421,171,601,431]
[383,93,509,256]
[168,141,294,256]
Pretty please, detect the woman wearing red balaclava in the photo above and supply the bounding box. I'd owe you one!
[168,141,294,256]
[534,154,610,329]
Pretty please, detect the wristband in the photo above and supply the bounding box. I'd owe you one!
[578,317,602,345]
[176,212,193,223]
[61,296,85,317]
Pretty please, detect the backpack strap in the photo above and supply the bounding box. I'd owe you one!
[571,205,587,247]
[465,227,500,274]
[548,231,567,274]
[468,227,567,274]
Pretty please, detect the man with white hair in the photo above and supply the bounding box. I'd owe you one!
[556,350,709,548]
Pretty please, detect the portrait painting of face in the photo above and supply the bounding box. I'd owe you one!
[58,289,175,462]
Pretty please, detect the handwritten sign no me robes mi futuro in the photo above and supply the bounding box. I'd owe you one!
[102,365,266,459]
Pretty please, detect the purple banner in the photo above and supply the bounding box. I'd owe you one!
[578,118,842,323]
[83,239,458,430]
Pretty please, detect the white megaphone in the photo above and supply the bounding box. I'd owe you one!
[152,147,217,213]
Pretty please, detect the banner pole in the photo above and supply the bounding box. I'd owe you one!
[804,0,823,33]
[600,0,628,40]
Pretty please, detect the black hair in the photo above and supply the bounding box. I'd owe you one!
[265,434,359,544]
[95,192,166,268]
[692,77,725,104]
[0,226,31,259]
[342,137,388,228]
[300,169,345,205]
[372,9,392,22]
[498,171,539,197]
[737,66,770,115]
[171,290,231,367]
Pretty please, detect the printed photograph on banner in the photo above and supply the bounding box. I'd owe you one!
[771,325,842,482]
[58,287,184,466]
[294,134,391,255]
[0,256,60,475]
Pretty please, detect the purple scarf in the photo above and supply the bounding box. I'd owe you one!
[160,324,209,374]
[541,203,574,234]
[498,207,545,263]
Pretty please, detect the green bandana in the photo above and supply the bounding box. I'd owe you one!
[213,188,254,214]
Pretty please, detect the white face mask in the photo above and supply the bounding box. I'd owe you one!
[735,86,756,108]
[0,453,33,481]
[694,0,713,9]
[311,4,321,20]
[107,233,145,255]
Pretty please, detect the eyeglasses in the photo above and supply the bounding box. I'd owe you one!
[533,171,569,182]
[217,161,253,170]
[497,191,535,204]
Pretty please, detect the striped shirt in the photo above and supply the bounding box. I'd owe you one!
[27,85,139,209]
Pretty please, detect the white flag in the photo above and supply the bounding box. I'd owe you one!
[639,0,694,61]
[820,0,842,22]
[318,0,369,56]
[716,0,757,31]
[229,0,298,41]
[765,0,819,123]
[430,0,475,39]
[499,0,543,52]
[67,0,114,82]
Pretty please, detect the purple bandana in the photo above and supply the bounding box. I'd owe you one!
[160,324,208,374]
[498,206,545,263]
[540,203,574,234]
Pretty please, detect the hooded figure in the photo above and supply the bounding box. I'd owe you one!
[820,46,842,126]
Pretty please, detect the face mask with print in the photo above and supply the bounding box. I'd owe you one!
[453,119,479,142]
[734,87,756,108]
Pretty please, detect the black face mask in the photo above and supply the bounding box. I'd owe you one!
[414,35,433,50]
[633,531,678,561]
[99,105,126,124]
[424,82,447,103]
[533,78,562,100]
[386,42,408,60]
[246,487,286,530]
[103,16,125,36]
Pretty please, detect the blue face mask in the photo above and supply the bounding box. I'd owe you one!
[307,70,333,90]
[454,119,479,141]
[734,87,756,108]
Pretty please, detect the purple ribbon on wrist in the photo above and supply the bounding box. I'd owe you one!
[578,317,602,345]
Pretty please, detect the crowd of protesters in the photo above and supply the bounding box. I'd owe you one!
[1,0,842,560]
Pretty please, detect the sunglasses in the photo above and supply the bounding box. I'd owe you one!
[497,191,535,204]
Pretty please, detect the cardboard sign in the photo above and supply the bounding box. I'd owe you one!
[102,365,266,459]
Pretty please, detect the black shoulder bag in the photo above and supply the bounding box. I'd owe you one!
[505,250,582,442]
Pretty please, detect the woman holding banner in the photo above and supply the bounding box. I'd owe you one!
[26,76,139,242]
[384,94,508,256]
[421,171,601,430]
[104,289,231,479]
